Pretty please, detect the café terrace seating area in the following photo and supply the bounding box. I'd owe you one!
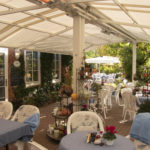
[1,0,150,150]
[0,76,150,150]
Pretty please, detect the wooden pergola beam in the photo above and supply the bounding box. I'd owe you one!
[85,32,111,42]
[0,3,59,34]
[95,6,150,14]
[113,0,149,37]
[73,3,137,41]
[91,2,150,9]
[0,4,48,16]
[26,46,73,55]
[101,19,150,30]
[65,0,104,4]
[0,2,68,42]
[20,27,72,49]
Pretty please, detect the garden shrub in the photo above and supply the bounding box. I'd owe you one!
[137,100,150,113]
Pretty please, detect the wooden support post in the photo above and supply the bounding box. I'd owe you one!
[72,16,85,93]
[132,42,136,83]
[72,16,85,112]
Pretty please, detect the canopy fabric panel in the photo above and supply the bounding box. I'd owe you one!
[0,0,149,54]
[91,0,150,42]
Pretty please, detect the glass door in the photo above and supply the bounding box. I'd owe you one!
[0,48,8,101]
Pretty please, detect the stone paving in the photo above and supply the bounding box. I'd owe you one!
[0,98,133,150]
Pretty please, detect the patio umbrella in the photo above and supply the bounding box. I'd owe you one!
[85,56,120,64]
[85,56,120,72]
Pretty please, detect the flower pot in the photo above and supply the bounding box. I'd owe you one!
[105,140,114,145]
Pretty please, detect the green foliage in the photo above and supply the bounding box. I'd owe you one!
[117,42,150,81]
[13,86,37,110]
[13,52,57,109]
[138,100,150,113]
[85,50,96,58]
[61,55,73,86]
[115,78,123,85]
[23,88,49,106]
[13,52,73,109]
[100,64,121,74]
[61,55,72,66]
[41,53,54,86]
[91,82,102,94]
[103,132,117,141]
[136,80,145,87]
[12,53,26,110]
[136,67,150,83]
[119,43,132,80]
[23,84,61,107]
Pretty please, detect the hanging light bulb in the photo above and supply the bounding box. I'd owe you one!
[15,49,21,60]
[40,0,51,3]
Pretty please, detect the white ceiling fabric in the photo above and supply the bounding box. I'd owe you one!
[0,0,149,55]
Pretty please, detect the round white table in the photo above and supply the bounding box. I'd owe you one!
[58,131,135,150]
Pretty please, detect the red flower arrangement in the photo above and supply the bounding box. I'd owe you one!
[102,126,117,141]
[132,88,136,95]
[81,104,88,111]
[145,82,148,86]
[144,73,147,77]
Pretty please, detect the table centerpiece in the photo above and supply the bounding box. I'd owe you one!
[86,126,117,146]
[102,125,117,145]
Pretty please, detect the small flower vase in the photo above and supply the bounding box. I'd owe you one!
[105,140,114,146]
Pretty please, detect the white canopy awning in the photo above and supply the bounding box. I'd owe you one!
[85,56,120,64]
[0,0,149,54]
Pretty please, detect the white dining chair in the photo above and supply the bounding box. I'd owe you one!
[120,91,138,123]
[112,84,121,105]
[134,140,150,150]
[102,85,114,108]
[67,111,104,134]
[120,88,133,116]
[0,101,13,120]
[11,105,40,150]
[98,89,109,119]
[11,105,40,122]
[27,141,48,150]
[126,82,135,90]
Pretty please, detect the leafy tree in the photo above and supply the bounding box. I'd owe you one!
[100,64,121,74]
[85,50,96,58]
[85,42,150,81]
